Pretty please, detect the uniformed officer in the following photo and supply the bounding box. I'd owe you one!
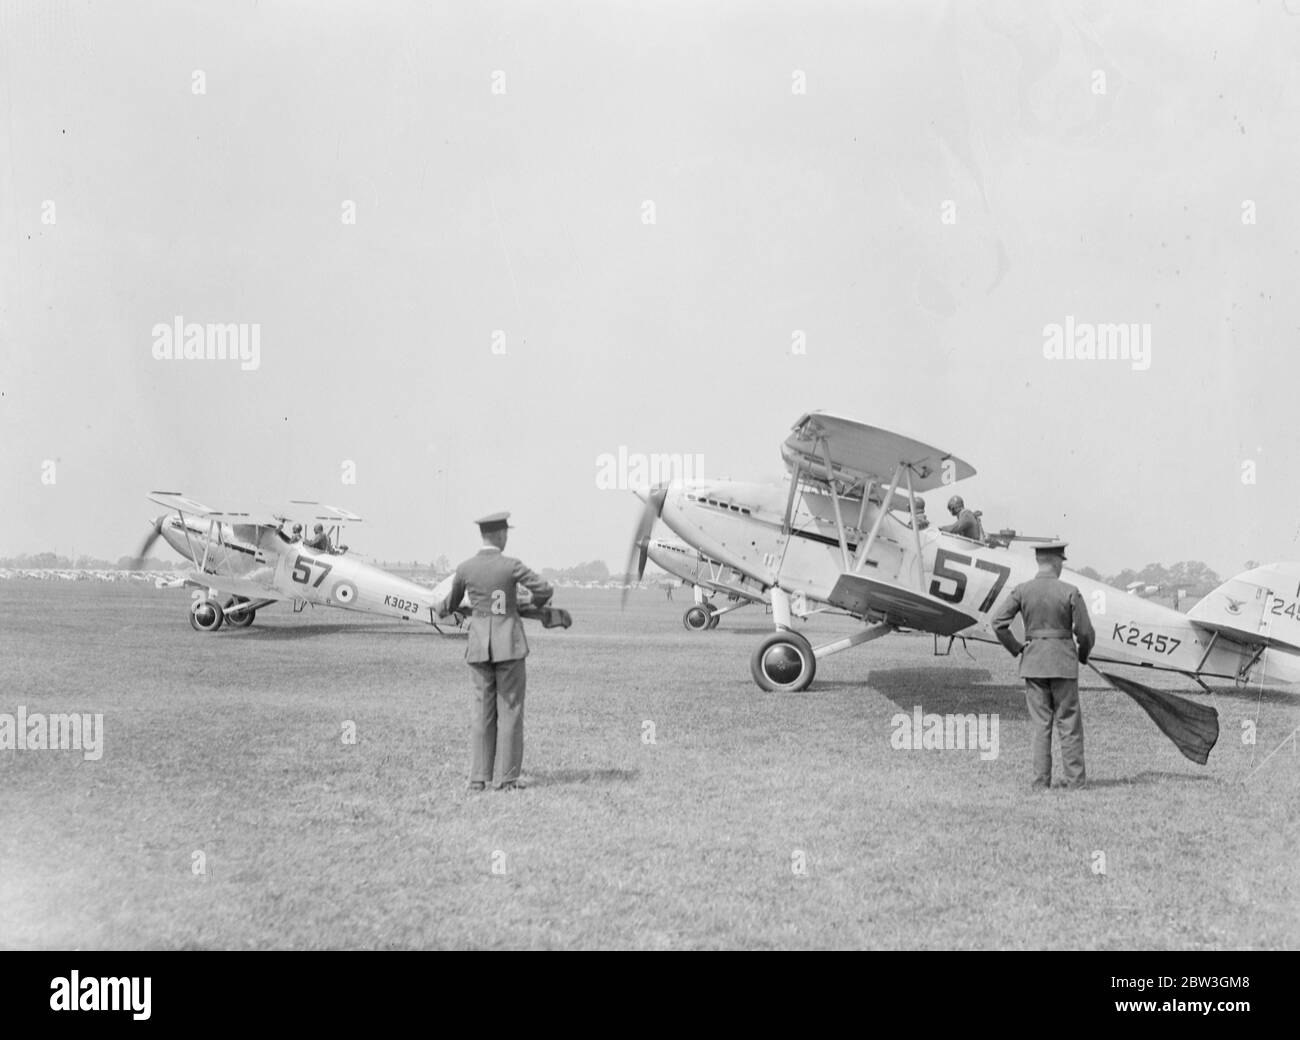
[992,540,1096,790]
[940,496,982,540]
[439,512,553,792]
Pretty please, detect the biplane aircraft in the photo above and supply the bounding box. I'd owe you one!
[627,413,1300,705]
[637,531,768,631]
[133,492,462,631]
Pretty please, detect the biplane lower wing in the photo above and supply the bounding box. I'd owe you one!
[828,573,976,635]
[178,571,281,601]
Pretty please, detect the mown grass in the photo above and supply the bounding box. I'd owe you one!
[0,581,1295,949]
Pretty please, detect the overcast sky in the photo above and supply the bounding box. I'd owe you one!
[2,1,1298,578]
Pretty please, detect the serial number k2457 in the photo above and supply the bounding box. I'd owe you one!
[1110,622,1181,655]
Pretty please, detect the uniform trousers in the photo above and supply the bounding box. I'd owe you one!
[1024,677,1085,787]
[468,658,526,786]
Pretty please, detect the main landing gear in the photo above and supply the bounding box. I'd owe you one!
[682,603,716,631]
[751,630,817,691]
[189,594,260,632]
[224,596,257,628]
[748,587,895,692]
[190,597,224,632]
[682,591,750,633]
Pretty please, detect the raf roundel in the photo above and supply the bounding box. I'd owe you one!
[331,580,358,605]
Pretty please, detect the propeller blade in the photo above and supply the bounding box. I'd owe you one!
[622,486,668,607]
[129,515,167,570]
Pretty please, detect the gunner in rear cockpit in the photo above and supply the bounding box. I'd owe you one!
[940,496,983,540]
[304,522,333,553]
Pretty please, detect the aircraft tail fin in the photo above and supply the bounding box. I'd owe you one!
[1187,563,1300,652]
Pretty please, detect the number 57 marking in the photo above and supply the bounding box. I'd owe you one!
[929,549,1011,613]
[292,556,333,588]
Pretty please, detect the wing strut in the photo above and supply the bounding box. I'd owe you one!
[818,437,851,571]
[1193,630,1219,674]
[781,456,802,536]
[903,465,926,592]
[855,478,875,532]
[852,462,902,572]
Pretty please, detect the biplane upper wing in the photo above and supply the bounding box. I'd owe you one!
[289,500,365,523]
[781,413,976,493]
[146,491,281,526]
[828,573,977,635]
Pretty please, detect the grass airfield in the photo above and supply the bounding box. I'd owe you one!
[0,581,1295,950]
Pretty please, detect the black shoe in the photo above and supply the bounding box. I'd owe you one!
[1030,779,1051,791]
[496,779,529,791]
[468,781,486,792]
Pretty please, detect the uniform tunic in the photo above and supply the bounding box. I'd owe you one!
[444,547,553,786]
[942,508,983,540]
[992,574,1096,787]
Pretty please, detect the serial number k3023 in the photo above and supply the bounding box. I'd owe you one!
[384,595,419,614]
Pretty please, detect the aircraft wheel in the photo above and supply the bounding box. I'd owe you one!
[190,598,224,632]
[751,630,816,692]
[225,597,255,628]
[683,605,712,632]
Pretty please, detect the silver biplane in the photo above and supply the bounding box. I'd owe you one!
[133,492,459,631]
[636,531,768,631]
[627,413,1300,703]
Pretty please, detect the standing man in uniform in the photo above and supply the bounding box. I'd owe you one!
[992,540,1096,790]
[439,512,553,792]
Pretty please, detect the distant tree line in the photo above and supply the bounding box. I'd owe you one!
[1074,560,1226,600]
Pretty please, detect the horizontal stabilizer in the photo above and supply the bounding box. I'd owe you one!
[828,573,976,635]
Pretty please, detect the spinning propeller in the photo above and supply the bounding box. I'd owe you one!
[622,485,668,606]
[129,515,167,569]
